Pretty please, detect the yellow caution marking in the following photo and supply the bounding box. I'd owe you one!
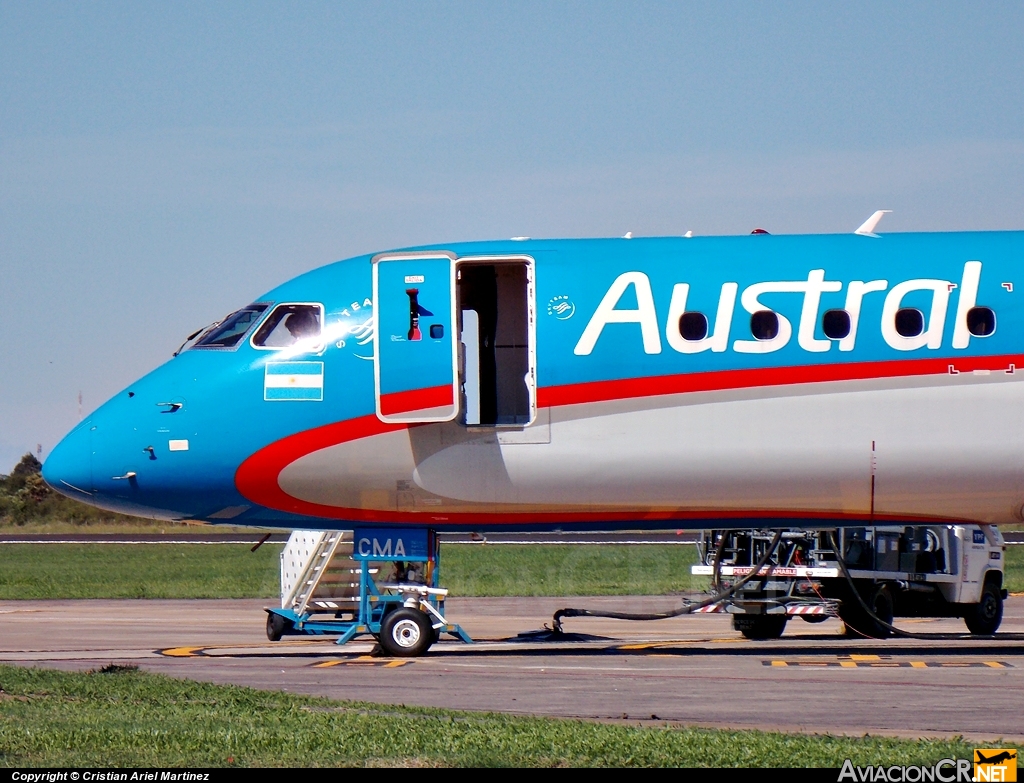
[619,643,657,650]
[313,660,344,668]
[771,660,788,667]
[839,661,858,668]
[984,661,1005,668]
[910,661,927,668]
[384,660,410,668]
[849,654,881,661]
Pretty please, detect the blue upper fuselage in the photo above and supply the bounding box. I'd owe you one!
[42,231,1024,527]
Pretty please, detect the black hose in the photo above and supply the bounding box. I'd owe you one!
[825,531,927,640]
[710,531,728,593]
[551,530,783,632]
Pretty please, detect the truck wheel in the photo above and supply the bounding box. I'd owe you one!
[840,585,893,638]
[964,581,1003,635]
[733,614,788,640]
[868,584,894,638]
[798,614,828,624]
[379,607,434,657]
[266,611,293,642]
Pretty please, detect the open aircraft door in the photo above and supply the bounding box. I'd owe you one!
[372,252,459,423]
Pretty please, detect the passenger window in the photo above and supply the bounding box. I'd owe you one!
[750,310,779,341]
[966,306,995,337]
[822,309,851,340]
[678,311,709,341]
[894,308,924,338]
[192,304,269,349]
[252,304,323,349]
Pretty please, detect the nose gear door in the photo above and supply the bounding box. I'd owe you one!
[372,252,459,423]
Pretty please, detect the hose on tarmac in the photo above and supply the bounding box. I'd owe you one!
[550,530,783,633]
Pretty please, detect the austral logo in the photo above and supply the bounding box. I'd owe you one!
[975,749,1017,782]
[574,263,990,356]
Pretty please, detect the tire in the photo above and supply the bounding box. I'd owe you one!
[840,584,893,638]
[379,607,435,657]
[733,614,788,640]
[266,611,293,642]
[964,581,1003,635]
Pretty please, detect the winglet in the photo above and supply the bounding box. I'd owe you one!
[855,210,892,238]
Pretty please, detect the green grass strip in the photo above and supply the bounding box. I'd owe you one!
[0,544,282,599]
[0,542,1020,599]
[0,664,981,767]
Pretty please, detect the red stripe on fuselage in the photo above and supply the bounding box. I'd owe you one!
[537,353,1024,408]
[235,353,1024,523]
[379,384,453,415]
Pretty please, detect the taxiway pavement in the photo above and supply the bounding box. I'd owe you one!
[2,595,1023,742]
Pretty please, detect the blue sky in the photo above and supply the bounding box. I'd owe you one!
[2,1,1024,471]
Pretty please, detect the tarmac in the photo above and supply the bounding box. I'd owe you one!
[2,594,1023,742]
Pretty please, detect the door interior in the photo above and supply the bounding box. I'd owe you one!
[456,258,535,426]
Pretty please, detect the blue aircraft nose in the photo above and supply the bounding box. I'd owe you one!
[42,421,94,499]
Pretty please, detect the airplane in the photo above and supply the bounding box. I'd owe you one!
[975,751,1017,765]
[41,212,1024,536]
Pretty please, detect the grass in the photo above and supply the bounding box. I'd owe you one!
[0,664,984,767]
[444,543,704,596]
[1,543,1021,600]
[0,544,283,599]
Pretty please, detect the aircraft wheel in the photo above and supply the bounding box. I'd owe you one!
[733,614,788,640]
[965,581,1003,635]
[266,612,293,642]
[379,607,434,657]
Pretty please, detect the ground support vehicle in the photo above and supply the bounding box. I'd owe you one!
[691,525,1008,639]
[265,527,472,656]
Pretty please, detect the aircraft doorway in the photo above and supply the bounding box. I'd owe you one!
[456,258,536,427]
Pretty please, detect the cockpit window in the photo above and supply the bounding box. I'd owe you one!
[191,304,270,349]
[251,303,323,350]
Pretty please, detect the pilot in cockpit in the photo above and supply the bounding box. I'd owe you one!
[250,304,322,349]
[284,309,319,342]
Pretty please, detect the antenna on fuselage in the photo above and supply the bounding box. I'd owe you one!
[855,210,892,238]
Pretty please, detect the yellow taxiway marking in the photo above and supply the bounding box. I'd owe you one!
[617,638,748,648]
[159,639,339,657]
[162,646,204,658]
[767,659,1012,669]
[313,656,411,668]
[848,654,882,661]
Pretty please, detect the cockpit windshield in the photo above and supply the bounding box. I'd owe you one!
[191,304,269,349]
[252,303,323,349]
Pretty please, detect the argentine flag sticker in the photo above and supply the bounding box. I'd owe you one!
[264,362,324,401]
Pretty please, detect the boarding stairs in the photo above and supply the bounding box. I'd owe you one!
[281,531,371,616]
